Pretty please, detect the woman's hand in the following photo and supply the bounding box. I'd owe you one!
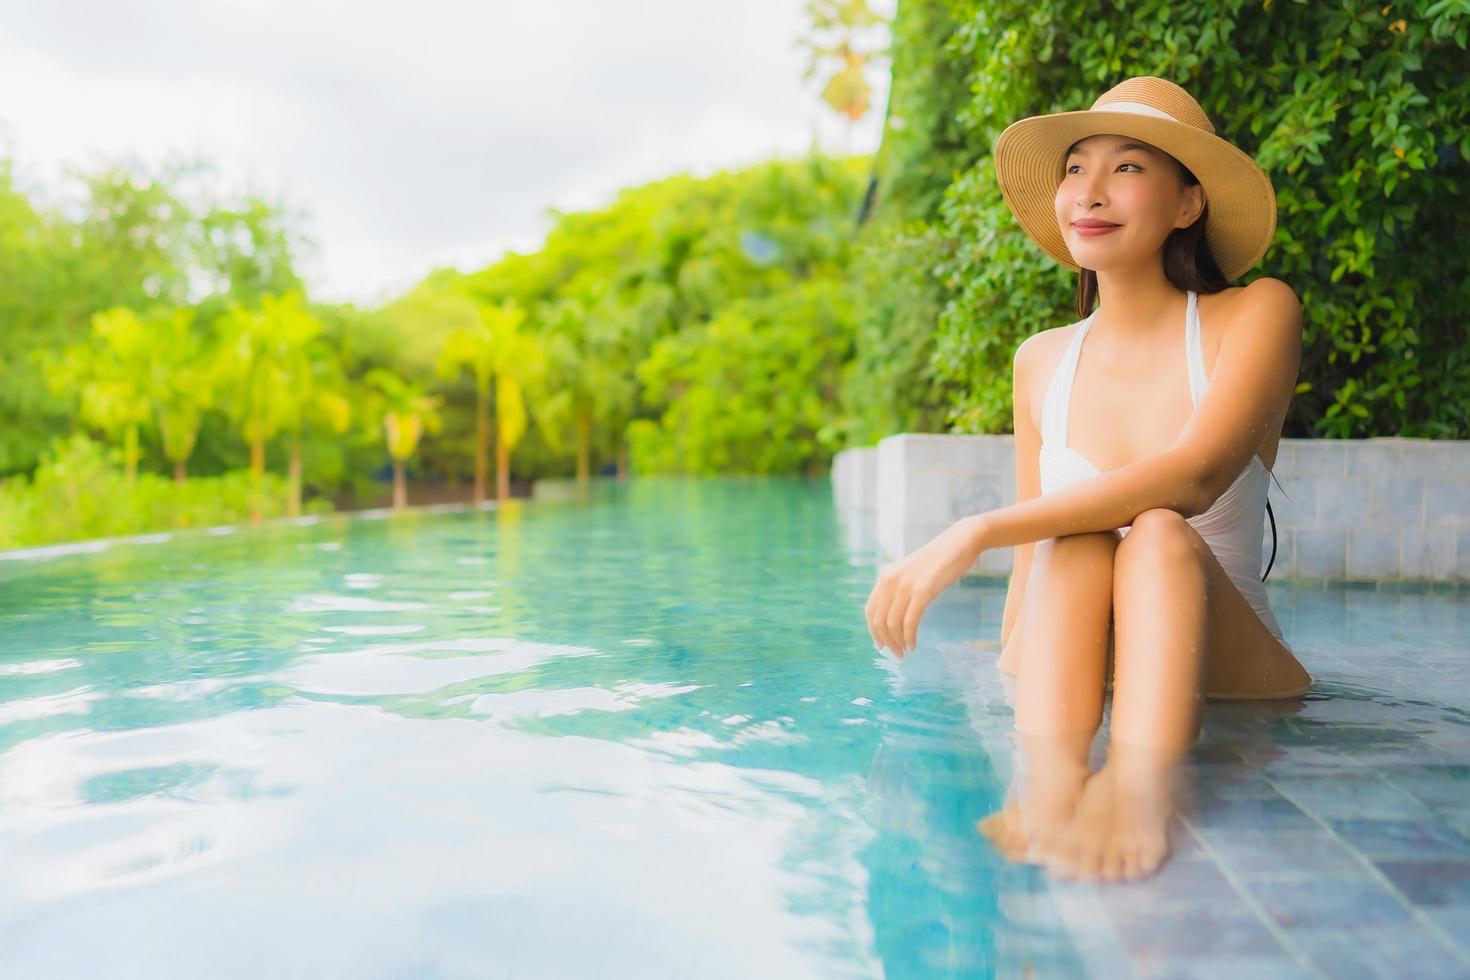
[865,515,989,658]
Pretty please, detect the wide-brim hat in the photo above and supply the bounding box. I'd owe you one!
[993,75,1276,282]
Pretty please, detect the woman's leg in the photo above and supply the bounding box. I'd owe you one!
[1012,531,1119,739]
[977,531,1119,861]
[1042,508,1311,881]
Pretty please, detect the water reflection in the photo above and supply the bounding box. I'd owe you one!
[2,478,1464,977]
[0,478,1079,978]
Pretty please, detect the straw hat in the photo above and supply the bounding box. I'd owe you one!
[993,75,1277,282]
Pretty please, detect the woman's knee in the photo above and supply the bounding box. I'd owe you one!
[1022,534,1117,619]
[1116,508,1201,565]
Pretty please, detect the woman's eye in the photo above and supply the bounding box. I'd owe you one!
[1065,162,1141,174]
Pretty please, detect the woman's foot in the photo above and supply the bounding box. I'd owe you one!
[976,734,1092,864]
[977,799,1028,861]
[1040,742,1180,881]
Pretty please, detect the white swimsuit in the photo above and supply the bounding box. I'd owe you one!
[1037,289,1291,651]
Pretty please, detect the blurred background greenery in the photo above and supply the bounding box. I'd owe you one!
[3,0,1466,549]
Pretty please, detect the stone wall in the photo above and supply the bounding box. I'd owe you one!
[831,435,1470,584]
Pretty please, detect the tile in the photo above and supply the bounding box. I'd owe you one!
[1289,439,1348,476]
[1424,907,1470,953]
[1404,527,1458,580]
[1244,878,1414,929]
[1273,771,1439,821]
[1185,773,1282,805]
[1373,859,1470,906]
[1379,764,1470,811]
[1326,818,1470,859]
[1424,478,1470,526]
[1332,740,1465,768]
[1347,529,1401,580]
[1292,924,1470,980]
[1111,905,1282,954]
[1271,475,1317,525]
[1396,441,1470,478]
[1097,858,1242,912]
[1295,529,1347,579]
[1134,956,1316,980]
[1319,479,1370,527]
[1190,796,1319,833]
[1346,440,1404,477]
[1367,476,1424,523]
[1199,830,1367,877]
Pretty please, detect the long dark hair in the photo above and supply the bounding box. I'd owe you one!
[1070,147,1282,581]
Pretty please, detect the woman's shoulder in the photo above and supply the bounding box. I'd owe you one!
[1013,319,1084,416]
[1014,318,1082,369]
[1200,278,1302,346]
[1211,277,1301,321]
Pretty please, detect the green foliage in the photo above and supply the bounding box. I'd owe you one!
[4,145,871,546]
[849,0,1470,439]
[0,434,321,550]
[450,152,871,477]
[0,156,308,476]
[629,278,858,474]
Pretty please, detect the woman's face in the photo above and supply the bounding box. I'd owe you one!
[1053,133,1204,272]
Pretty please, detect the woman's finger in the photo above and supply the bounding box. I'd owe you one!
[864,580,887,648]
[882,582,911,656]
[901,587,931,655]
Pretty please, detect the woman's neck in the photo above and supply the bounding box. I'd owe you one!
[1091,270,1185,339]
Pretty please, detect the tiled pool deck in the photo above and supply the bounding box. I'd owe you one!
[932,580,1470,979]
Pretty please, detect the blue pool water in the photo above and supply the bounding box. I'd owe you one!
[0,479,1083,978]
[2,477,1467,979]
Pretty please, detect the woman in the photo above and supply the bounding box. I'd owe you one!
[862,75,1315,881]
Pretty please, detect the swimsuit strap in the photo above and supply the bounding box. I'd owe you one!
[1184,289,1209,407]
[1041,310,1098,448]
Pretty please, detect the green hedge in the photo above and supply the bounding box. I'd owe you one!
[0,434,326,550]
[844,0,1470,443]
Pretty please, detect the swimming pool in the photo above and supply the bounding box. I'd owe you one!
[0,477,1466,978]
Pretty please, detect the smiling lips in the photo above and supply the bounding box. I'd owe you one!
[1072,218,1121,237]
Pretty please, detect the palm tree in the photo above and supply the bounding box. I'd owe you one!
[43,306,154,485]
[148,308,215,483]
[533,293,636,488]
[269,300,352,517]
[364,368,443,510]
[213,290,319,522]
[480,299,546,502]
[435,307,498,505]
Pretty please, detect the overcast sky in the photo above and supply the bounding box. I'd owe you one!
[0,0,892,306]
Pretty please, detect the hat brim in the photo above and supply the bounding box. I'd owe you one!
[993,109,1277,282]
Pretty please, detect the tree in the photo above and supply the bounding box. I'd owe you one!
[42,307,155,485]
[147,307,215,483]
[277,327,353,518]
[533,290,638,488]
[364,368,443,510]
[797,0,891,151]
[478,299,546,502]
[213,290,320,521]
[434,297,500,505]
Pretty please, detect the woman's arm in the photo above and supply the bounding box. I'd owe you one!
[964,279,1303,557]
[1000,332,1043,647]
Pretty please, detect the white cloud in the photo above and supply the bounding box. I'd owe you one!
[0,0,891,305]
